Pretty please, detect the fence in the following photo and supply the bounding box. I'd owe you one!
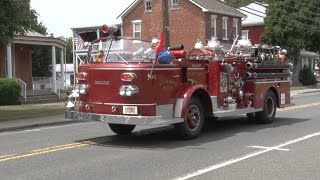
[32,77,64,97]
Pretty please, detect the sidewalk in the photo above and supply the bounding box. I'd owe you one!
[0,88,320,132]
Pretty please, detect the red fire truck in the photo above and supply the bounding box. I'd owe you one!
[66,26,292,139]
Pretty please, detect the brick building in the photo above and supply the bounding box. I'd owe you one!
[118,0,246,51]
[239,3,265,45]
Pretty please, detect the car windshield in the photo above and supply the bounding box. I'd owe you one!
[87,37,154,64]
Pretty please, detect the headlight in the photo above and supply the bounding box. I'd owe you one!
[79,84,87,94]
[119,85,139,96]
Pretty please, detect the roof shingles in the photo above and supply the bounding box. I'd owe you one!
[191,0,246,18]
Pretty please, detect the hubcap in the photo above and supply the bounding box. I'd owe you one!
[187,105,200,130]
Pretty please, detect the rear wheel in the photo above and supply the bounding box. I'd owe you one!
[256,91,277,124]
[108,124,135,135]
[174,97,204,140]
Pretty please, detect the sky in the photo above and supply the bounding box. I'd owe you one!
[30,0,134,38]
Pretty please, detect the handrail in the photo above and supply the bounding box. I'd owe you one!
[52,79,62,99]
[15,78,27,102]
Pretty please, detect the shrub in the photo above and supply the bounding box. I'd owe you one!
[299,65,316,86]
[0,78,22,105]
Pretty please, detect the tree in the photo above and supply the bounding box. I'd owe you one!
[0,0,35,44]
[32,47,52,77]
[30,9,48,36]
[261,0,320,85]
[66,37,74,63]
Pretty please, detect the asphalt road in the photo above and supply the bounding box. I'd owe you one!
[0,92,320,180]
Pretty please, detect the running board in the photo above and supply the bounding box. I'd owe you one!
[213,108,263,118]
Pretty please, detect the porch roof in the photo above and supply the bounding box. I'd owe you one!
[13,31,66,49]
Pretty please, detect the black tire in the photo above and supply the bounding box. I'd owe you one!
[174,97,204,140]
[246,113,256,122]
[108,124,135,135]
[256,90,277,124]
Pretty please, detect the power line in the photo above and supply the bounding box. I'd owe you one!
[254,0,320,16]
[249,1,320,23]
[232,0,320,29]
[224,0,320,32]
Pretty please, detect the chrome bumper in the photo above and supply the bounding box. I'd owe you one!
[65,110,184,125]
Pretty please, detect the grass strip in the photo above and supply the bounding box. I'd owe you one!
[0,102,66,122]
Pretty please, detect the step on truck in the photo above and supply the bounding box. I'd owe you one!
[65,25,292,139]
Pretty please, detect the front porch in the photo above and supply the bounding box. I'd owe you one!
[1,31,67,103]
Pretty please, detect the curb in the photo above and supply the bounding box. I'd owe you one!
[291,89,320,96]
[0,120,80,133]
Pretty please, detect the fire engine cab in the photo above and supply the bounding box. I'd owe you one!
[65,25,292,139]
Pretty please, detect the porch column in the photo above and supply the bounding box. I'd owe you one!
[60,48,65,90]
[52,46,57,92]
[6,43,13,78]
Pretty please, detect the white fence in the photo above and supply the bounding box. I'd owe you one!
[32,77,64,95]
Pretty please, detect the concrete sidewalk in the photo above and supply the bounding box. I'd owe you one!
[0,88,319,133]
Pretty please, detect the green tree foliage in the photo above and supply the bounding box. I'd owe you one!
[299,65,316,85]
[66,37,74,63]
[0,0,34,44]
[30,9,47,36]
[261,0,320,85]
[32,47,52,77]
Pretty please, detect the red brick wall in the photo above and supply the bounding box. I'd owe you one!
[14,44,33,90]
[168,0,206,51]
[123,0,207,51]
[122,0,241,51]
[0,44,5,77]
[205,15,241,44]
[242,25,265,45]
[122,0,163,40]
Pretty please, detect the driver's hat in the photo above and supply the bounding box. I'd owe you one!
[151,38,159,47]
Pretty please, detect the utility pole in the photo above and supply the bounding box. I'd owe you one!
[162,0,170,48]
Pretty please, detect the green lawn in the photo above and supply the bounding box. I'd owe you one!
[0,102,66,122]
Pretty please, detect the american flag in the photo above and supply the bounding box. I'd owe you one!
[74,32,84,50]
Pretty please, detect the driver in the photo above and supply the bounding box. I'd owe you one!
[151,38,171,64]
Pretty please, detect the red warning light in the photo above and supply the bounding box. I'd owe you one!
[102,24,109,34]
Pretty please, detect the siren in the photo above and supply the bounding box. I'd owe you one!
[102,24,109,34]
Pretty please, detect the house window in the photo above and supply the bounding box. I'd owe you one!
[172,0,179,9]
[242,30,249,40]
[233,18,238,40]
[211,15,217,38]
[132,20,141,38]
[222,16,228,40]
[145,0,152,12]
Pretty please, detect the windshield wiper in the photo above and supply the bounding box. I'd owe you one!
[105,38,114,62]
[113,53,128,65]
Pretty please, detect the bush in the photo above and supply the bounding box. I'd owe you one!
[0,78,22,105]
[299,65,316,85]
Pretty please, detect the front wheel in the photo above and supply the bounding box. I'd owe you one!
[174,97,204,140]
[108,124,135,135]
[256,91,277,124]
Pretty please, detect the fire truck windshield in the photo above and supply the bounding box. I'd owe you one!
[87,37,154,64]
